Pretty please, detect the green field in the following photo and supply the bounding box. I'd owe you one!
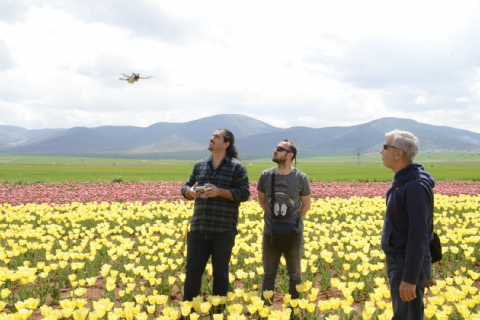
[0,155,194,165]
[1,154,480,183]
[2,152,480,165]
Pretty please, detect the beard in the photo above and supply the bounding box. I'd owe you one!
[272,156,285,164]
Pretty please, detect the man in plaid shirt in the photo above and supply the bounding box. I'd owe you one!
[181,129,250,304]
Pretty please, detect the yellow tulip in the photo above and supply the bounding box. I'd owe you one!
[443,305,453,315]
[303,280,313,291]
[1,288,11,299]
[181,306,191,317]
[307,303,316,312]
[189,313,199,320]
[211,296,222,306]
[298,299,309,309]
[234,288,244,298]
[134,312,148,320]
[76,298,88,308]
[262,290,273,301]
[105,282,116,291]
[73,307,90,320]
[15,301,26,311]
[18,309,33,320]
[24,298,40,309]
[436,280,446,288]
[62,308,74,318]
[134,294,146,304]
[253,298,265,309]
[295,284,304,293]
[90,311,105,320]
[343,305,353,314]
[86,277,97,286]
[200,302,211,314]
[259,307,270,318]
[330,278,340,288]
[247,304,258,314]
[146,305,155,314]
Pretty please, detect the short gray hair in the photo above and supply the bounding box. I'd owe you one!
[385,130,419,163]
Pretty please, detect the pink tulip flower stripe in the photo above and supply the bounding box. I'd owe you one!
[0,181,479,206]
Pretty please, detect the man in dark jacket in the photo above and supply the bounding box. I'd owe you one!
[380,130,434,320]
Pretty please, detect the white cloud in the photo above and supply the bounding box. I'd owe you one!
[0,39,15,71]
[0,0,480,134]
[414,96,427,105]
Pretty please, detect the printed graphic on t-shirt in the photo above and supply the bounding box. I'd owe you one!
[269,179,295,221]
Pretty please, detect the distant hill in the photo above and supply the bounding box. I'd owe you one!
[236,117,480,158]
[0,125,64,149]
[1,115,479,159]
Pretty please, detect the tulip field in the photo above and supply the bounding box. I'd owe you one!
[1,181,480,320]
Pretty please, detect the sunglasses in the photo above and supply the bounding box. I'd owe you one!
[383,144,401,150]
[276,146,292,153]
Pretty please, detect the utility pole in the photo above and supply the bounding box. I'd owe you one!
[357,143,362,167]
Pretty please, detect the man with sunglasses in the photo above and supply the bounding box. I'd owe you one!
[380,130,434,320]
[257,139,311,304]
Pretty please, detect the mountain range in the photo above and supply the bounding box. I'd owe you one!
[1,114,480,159]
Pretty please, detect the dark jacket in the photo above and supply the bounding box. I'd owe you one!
[381,163,434,284]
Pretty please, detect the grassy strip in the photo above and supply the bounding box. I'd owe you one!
[1,161,480,183]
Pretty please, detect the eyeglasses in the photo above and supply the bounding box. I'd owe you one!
[276,146,291,153]
[383,144,401,150]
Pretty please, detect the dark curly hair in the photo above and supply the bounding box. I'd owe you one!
[219,129,239,159]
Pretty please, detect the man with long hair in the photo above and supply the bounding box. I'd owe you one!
[181,129,250,310]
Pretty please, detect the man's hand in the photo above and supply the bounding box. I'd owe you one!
[186,182,201,200]
[204,183,219,197]
[399,281,416,302]
[204,183,235,201]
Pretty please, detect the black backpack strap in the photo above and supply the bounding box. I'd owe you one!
[418,179,435,235]
[270,171,275,223]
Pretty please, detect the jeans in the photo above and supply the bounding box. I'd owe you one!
[183,231,236,301]
[386,253,432,320]
[261,232,303,300]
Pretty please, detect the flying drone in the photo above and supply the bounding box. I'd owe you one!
[119,73,152,84]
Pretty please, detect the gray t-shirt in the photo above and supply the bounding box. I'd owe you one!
[257,167,311,234]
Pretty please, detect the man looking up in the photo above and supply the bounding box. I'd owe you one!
[181,129,250,305]
[257,139,311,303]
[380,130,434,320]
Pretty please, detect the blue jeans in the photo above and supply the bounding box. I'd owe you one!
[183,231,236,301]
[261,233,303,300]
[386,253,431,320]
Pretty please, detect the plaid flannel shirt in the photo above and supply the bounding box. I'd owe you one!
[181,155,250,233]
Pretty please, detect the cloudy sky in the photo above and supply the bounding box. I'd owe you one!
[1,0,480,133]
